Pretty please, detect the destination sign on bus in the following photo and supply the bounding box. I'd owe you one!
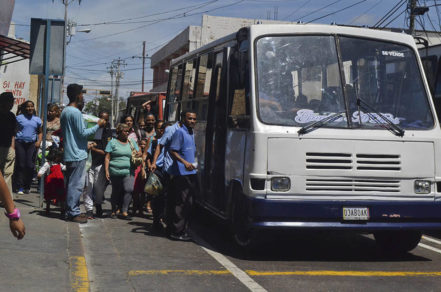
[294,109,401,125]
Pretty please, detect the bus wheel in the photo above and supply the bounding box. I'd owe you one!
[374,231,422,254]
[231,192,254,248]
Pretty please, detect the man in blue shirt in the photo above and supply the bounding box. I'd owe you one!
[60,84,106,223]
[168,111,197,241]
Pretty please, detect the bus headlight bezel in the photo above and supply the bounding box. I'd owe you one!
[271,177,291,192]
[414,180,431,194]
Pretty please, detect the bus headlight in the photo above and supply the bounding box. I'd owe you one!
[414,180,431,194]
[271,177,291,192]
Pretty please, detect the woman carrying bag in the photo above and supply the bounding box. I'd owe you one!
[104,123,141,219]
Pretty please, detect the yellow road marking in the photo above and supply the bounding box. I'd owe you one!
[246,270,441,277]
[128,269,441,277]
[70,256,90,291]
[129,270,230,276]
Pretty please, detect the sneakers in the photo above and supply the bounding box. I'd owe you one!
[17,188,24,195]
[70,214,88,224]
[24,189,30,194]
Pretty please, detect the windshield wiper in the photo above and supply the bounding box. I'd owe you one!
[356,98,405,137]
[298,112,345,135]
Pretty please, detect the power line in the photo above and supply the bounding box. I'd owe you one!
[295,0,342,21]
[305,0,368,24]
[78,0,219,26]
[349,0,382,24]
[380,7,407,28]
[281,0,310,20]
[80,0,245,42]
[373,0,406,27]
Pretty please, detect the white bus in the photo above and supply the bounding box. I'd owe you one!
[166,24,441,253]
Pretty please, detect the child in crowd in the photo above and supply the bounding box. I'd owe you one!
[37,147,66,217]
[132,138,148,216]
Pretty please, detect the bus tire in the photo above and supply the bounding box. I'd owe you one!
[231,190,255,248]
[374,231,422,254]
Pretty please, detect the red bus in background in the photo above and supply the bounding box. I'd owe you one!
[124,92,166,124]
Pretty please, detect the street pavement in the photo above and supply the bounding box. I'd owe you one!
[2,187,441,291]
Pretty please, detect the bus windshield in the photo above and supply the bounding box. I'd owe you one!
[256,35,434,130]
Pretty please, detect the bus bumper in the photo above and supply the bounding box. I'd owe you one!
[247,197,441,231]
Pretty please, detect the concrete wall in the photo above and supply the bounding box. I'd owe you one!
[200,14,291,46]
[0,0,14,36]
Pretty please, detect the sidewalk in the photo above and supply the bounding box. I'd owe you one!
[0,189,88,291]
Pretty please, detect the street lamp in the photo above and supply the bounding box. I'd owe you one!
[66,22,91,44]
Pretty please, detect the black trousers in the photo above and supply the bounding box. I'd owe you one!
[151,169,169,226]
[167,174,197,236]
[15,141,36,190]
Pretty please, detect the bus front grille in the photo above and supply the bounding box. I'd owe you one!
[306,152,352,170]
[305,153,401,172]
[356,154,401,171]
[305,178,400,192]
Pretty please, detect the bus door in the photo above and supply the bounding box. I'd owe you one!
[203,48,229,212]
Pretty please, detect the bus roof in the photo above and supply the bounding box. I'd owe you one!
[170,24,416,66]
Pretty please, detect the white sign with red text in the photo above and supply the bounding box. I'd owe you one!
[0,57,30,114]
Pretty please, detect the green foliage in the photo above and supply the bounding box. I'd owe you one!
[83,96,112,116]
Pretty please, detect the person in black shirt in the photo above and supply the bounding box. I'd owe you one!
[82,111,113,217]
[0,92,17,194]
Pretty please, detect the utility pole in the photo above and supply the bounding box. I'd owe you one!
[108,65,115,127]
[60,0,82,104]
[142,41,146,92]
[111,58,126,126]
[408,0,429,35]
[409,0,417,36]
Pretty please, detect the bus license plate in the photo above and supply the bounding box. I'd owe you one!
[343,207,369,220]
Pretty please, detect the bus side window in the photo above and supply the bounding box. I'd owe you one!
[228,46,250,128]
[193,53,213,121]
[181,58,197,112]
[167,65,183,121]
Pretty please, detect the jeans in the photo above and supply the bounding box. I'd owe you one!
[15,141,36,190]
[65,159,87,217]
[110,175,134,213]
[82,164,108,211]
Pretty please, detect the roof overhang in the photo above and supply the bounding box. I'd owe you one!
[0,34,30,66]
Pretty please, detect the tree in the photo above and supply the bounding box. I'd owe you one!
[83,96,112,116]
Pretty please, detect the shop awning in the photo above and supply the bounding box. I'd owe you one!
[0,34,30,65]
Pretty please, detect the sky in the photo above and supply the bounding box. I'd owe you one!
[9,0,441,104]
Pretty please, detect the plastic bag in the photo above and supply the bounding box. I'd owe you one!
[85,150,92,172]
[144,172,163,196]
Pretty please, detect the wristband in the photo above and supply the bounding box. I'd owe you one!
[5,208,20,220]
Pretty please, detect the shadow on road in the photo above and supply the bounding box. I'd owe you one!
[190,207,431,263]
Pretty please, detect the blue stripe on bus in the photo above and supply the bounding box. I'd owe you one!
[246,197,441,230]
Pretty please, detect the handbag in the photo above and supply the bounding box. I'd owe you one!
[128,139,143,167]
[144,172,163,196]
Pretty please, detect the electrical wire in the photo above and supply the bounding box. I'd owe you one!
[80,0,245,42]
[281,0,310,21]
[373,0,406,27]
[78,0,219,26]
[380,7,407,28]
[349,0,382,24]
[295,0,342,21]
[305,0,368,24]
